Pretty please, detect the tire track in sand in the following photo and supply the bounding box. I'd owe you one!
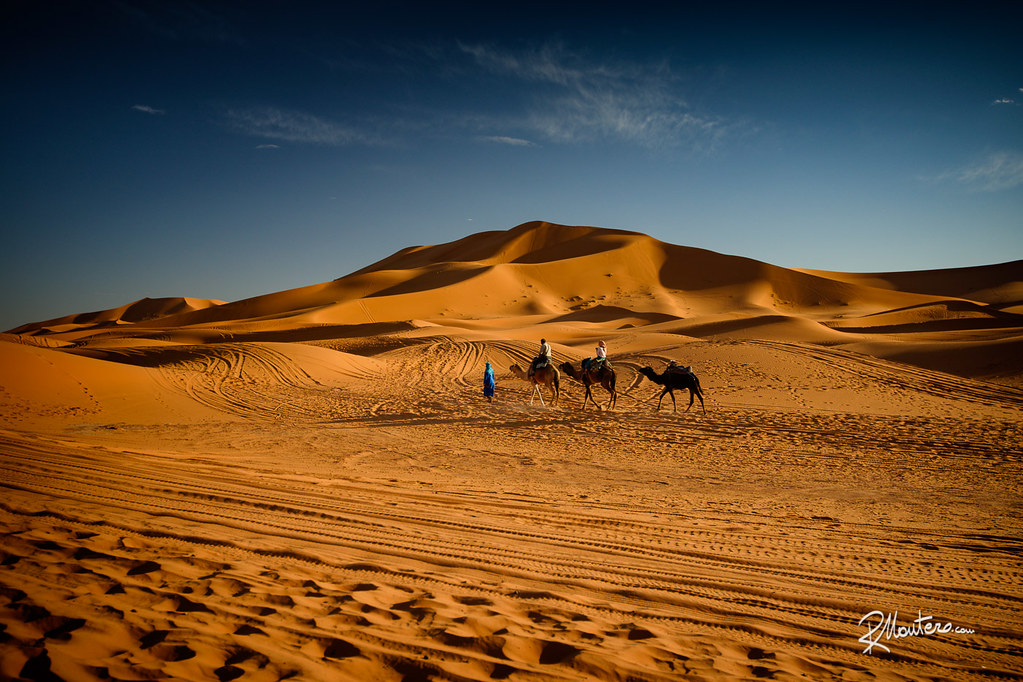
[2,429,1021,681]
[148,343,340,421]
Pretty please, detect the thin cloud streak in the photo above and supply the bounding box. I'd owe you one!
[479,135,538,147]
[936,151,1023,192]
[220,43,738,153]
[457,42,729,150]
[224,107,381,147]
[132,104,165,115]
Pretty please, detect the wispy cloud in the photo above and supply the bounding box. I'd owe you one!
[457,43,730,150]
[132,104,165,115]
[223,42,737,153]
[224,107,379,146]
[479,135,538,147]
[255,144,280,149]
[935,151,1023,192]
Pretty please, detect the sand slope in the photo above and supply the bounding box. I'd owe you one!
[2,222,1022,680]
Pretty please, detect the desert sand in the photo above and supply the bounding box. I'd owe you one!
[2,221,1021,681]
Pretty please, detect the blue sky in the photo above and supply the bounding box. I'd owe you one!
[2,1,1021,330]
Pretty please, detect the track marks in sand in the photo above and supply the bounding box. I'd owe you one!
[747,339,1023,411]
[0,516,730,681]
[149,343,346,422]
[379,337,510,391]
[134,337,515,424]
[2,428,1022,680]
[3,337,1023,679]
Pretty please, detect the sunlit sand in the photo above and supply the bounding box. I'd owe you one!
[2,222,1021,680]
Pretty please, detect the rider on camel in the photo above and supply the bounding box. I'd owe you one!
[582,340,611,372]
[529,338,552,378]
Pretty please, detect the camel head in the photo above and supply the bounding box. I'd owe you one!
[558,362,579,379]
[639,366,661,382]
[509,364,526,380]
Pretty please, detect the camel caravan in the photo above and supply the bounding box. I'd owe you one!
[503,339,705,414]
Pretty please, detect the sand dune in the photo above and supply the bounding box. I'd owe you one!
[2,221,1021,680]
[11,222,1021,381]
[798,260,1023,305]
[9,297,225,336]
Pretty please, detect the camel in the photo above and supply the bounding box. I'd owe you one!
[509,363,560,406]
[560,360,617,411]
[639,365,705,414]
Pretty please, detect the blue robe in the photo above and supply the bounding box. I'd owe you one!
[483,366,496,398]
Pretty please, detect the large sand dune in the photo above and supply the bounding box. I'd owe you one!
[2,221,1021,680]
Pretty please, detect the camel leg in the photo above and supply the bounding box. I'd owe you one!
[687,380,706,414]
[658,388,675,412]
[536,384,546,407]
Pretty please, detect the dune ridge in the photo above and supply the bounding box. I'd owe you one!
[9,297,226,336]
[2,221,1021,680]
[9,222,1021,387]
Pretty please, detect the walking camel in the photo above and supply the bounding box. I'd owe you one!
[560,361,617,411]
[639,365,706,414]
[509,364,561,406]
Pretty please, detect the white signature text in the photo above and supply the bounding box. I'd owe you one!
[858,610,975,654]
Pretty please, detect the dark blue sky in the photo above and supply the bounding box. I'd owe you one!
[2,1,1021,330]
